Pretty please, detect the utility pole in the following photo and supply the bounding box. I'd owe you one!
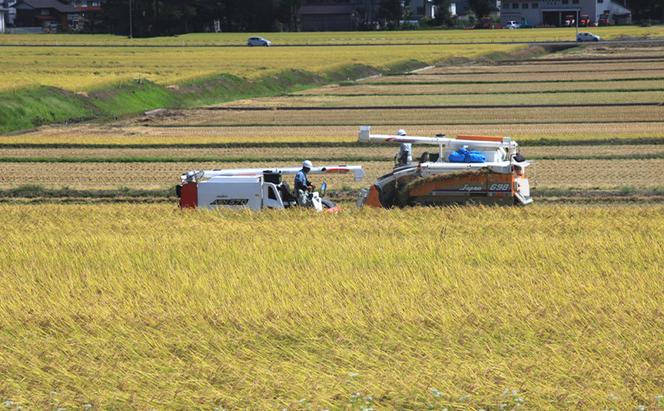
[128,0,133,38]
[575,7,579,38]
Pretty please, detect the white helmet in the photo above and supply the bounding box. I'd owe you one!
[303,160,313,169]
[397,129,407,136]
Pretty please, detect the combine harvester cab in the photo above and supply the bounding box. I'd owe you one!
[177,165,364,212]
[357,126,532,208]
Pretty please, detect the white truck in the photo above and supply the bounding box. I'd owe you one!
[177,165,364,212]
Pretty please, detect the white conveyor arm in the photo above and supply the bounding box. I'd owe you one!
[183,165,365,183]
[359,125,517,150]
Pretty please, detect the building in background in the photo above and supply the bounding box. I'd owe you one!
[298,0,442,30]
[405,0,437,20]
[500,0,631,26]
[298,3,360,31]
[0,0,17,33]
[71,0,105,31]
[14,0,79,32]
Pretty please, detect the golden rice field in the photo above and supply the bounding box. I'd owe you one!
[1,33,664,410]
[0,44,521,91]
[0,27,662,92]
[1,204,663,409]
[0,26,662,45]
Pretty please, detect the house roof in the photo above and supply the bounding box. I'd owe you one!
[16,0,77,13]
[298,4,356,15]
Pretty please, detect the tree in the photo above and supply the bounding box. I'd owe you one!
[276,0,301,31]
[469,0,496,18]
[378,0,402,27]
[102,0,277,36]
[432,0,454,26]
[627,0,664,23]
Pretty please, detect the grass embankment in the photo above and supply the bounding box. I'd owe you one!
[0,65,382,133]
[0,87,94,132]
[0,204,662,409]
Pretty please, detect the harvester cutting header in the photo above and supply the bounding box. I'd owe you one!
[357,126,532,208]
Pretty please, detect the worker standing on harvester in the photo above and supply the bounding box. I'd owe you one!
[395,129,413,167]
[295,160,314,205]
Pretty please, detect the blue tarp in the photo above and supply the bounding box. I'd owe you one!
[448,147,486,163]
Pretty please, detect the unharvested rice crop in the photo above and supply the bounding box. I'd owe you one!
[0,158,662,190]
[0,44,519,91]
[0,204,663,409]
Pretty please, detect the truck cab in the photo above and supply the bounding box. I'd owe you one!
[177,165,364,212]
[179,173,295,211]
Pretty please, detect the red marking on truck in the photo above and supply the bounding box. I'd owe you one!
[179,183,198,208]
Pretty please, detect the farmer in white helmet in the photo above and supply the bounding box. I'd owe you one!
[395,129,412,166]
[295,160,314,194]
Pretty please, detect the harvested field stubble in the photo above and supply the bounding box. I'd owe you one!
[0,159,662,190]
[0,204,663,409]
[0,144,664,161]
[149,106,664,128]
[218,91,664,107]
[2,144,664,161]
[370,71,664,83]
[3,117,664,146]
[294,79,664,95]
[425,61,664,74]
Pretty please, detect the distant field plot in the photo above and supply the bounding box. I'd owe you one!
[426,61,664,75]
[220,91,664,107]
[1,144,662,163]
[549,45,664,58]
[1,158,662,190]
[0,44,520,91]
[370,70,664,83]
[294,79,664,95]
[3,119,664,146]
[0,26,662,46]
[153,105,664,128]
